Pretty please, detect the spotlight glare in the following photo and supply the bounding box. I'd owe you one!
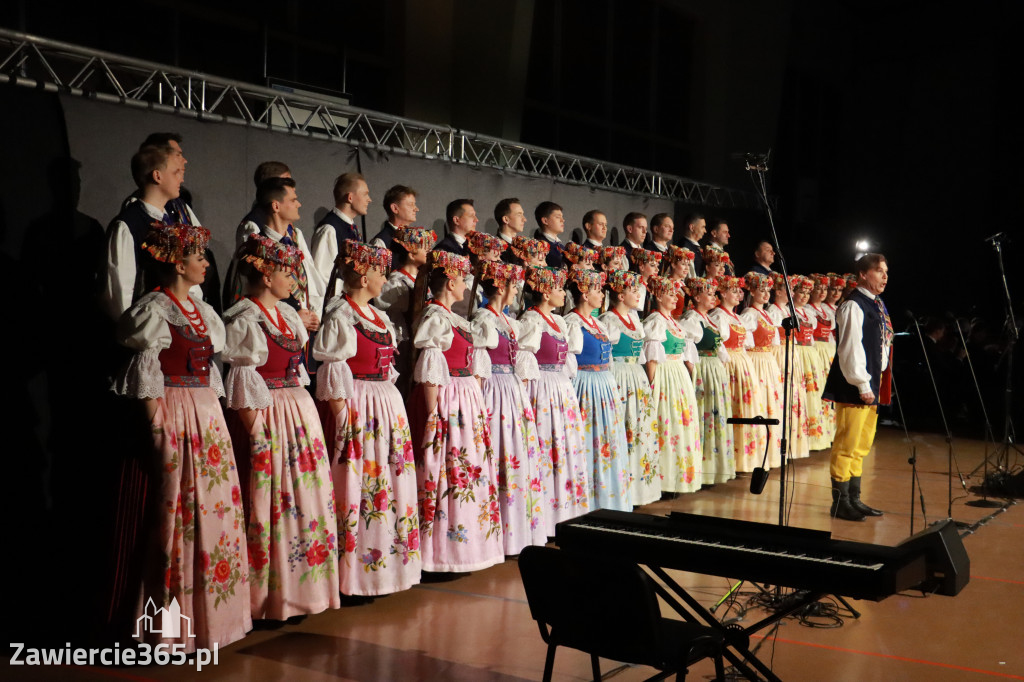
[855,239,870,251]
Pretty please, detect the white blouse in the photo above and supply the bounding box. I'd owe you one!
[222,299,310,409]
[112,291,225,399]
[642,311,696,364]
[470,306,537,380]
[519,308,580,380]
[313,296,400,400]
[413,303,485,386]
[600,308,647,365]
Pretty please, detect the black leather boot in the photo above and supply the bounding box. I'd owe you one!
[848,476,883,516]
[830,479,865,521]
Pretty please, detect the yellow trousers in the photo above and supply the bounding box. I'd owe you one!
[829,404,878,481]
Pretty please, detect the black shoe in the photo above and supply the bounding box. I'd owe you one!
[849,476,884,516]
[830,479,865,522]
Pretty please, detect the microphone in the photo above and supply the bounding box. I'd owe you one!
[983,232,1005,244]
[750,467,769,494]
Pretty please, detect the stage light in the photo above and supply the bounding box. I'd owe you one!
[855,239,871,251]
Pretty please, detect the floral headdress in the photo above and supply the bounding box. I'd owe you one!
[141,223,211,264]
[238,233,304,275]
[428,250,471,280]
[702,244,731,265]
[563,242,599,268]
[598,245,626,267]
[744,271,774,291]
[511,235,550,261]
[667,245,696,266]
[607,269,643,293]
[393,227,438,252]
[827,272,846,289]
[646,275,682,299]
[467,230,508,257]
[792,275,814,293]
[569,268,608,293]
[525,266,567,293]
[630,247,663,268]
[478,261,525,287]
[716,275,746,292]
[844,273,858,288]
[809,273,830,288]
[684,276,717,298]
[339,239,392,275]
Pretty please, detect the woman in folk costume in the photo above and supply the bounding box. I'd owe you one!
[791,275,831,450]
[565,268,632,510]
[643,276,703,494]
[681,277,735,485]
[824,272,845,334]
[221,235,338,619]
[508,235,550,315]
[702,244,731,281]
[808,273,838,442]
[709,275,766,473]
[518,266,590,527]
[563,241,599,272]
[455,230,507,317]
[600,269,659,505]
[767,274,811,460]
[112,223,250,651]
[630,247,662,314]
[313,241,422,595]
[375,227,437,394]
[410,251,503,572]
[470,261,546,554]
[739,272,783,469]
[661,244,695,320]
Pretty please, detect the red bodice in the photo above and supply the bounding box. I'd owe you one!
[346,322,394,381]
[751,314,776,349]
[256,322,303,388]
[159,323,212,388]
[443,325,475,377]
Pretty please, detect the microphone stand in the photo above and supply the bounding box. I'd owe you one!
[970,232,1022,482]
[741,152,800,529]
[908,316,968,521]
[957,317,1003,508]
[889,369,930,535]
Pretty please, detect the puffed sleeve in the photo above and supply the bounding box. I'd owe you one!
[515,312,542,380]
[680,311,704,343]
[221,301,272,409]
[643,313,668,364]
[470,308,498,379]
[112,294,172,399]
[598,312,622,346]
[739,308,759,333]
[413,307,454,386]
[684,338,697,365]
[313,299,357,400]
[561,314,582,380]
[508,318,538,380]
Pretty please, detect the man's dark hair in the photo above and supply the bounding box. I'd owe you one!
[130,144,171,188]
[682,212,705,233]
[254,161,290,188]
[535,201,562,225]
[257,176,297,211]
[139,132,182,149]
[709,218,727,233]
[856,253,887,275]
[446,198,474,228]
[382,183,416,218]
[494,197,521,225]
[582,209,604,229]
[650,213,671,229]
[623,212,646,230]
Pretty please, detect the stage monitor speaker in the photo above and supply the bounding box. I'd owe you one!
[896,520,970,597]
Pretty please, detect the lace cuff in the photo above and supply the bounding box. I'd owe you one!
[473,348,492,380]
[112,348,164,399]
[515,350,540,381]
[564,353,578,381]
[643,340,666,364]
[316,360,354,401]
[298,363,311,388]
[414,348,451,386]
[209,362,226,399]
[225,365,272,410]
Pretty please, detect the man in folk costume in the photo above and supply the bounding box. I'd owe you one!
[312,173,373,296]
[821,253,893,521]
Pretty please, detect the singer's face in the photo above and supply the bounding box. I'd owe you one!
[860,261,888,296]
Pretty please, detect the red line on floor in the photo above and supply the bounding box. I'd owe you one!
[972,575,1024,585]
[750,634,1024,680]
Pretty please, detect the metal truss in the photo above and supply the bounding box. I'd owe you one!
[0,27,759,208]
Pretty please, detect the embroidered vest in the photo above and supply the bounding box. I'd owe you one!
[256,321,303,388]
[159,322,212,388]
[443,325,475,377]
[347,322,394,381]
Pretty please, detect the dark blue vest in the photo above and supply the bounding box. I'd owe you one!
[110,201,164,303]
[316,211,360,246]
[535,229,565,269]
[822,289,883,406]
[371,222,396,248]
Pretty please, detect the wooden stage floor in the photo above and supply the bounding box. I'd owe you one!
[6,428,1022,681]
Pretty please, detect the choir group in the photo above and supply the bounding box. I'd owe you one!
[103,136,860,655]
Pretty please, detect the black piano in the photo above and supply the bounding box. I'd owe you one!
[555,510,969,681]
